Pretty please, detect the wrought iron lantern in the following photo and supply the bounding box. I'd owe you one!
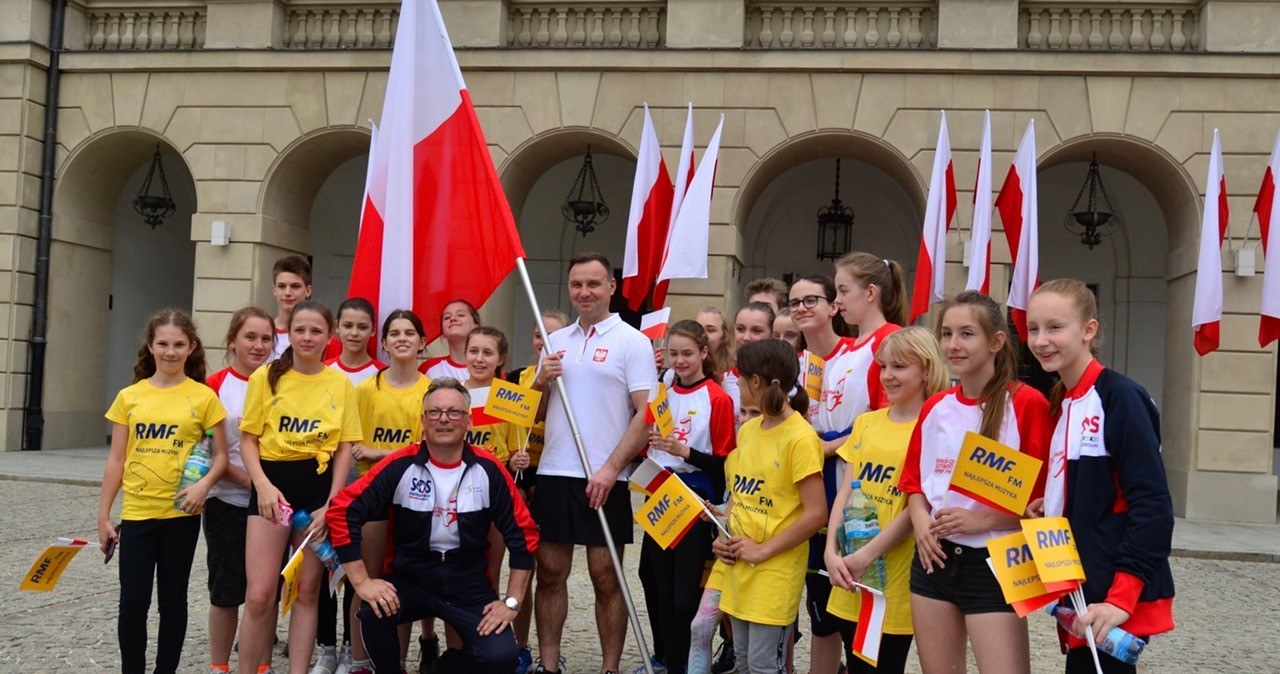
[133,143,176,229]
[562,145,610,237]
[1064,152,1121,250]
[816,158,854,261]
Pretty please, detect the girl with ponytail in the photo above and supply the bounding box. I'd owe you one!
[712,339,825,674]
[897,291,1051,674]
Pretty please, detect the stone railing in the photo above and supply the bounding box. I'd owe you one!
[744,2,937,49]
[505,1,667,47]
[1019,3,1202,51]
[281,5,400,48]
[82,4,206,49]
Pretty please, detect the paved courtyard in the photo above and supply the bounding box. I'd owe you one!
[2,480,1277,673]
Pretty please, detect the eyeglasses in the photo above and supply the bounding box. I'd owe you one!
[426,409,468,421]
[785,295,826,311]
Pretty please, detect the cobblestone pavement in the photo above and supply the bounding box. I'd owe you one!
[2,481,1276,673]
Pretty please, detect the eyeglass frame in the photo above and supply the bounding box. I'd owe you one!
[425,409,469,421]
[785,294,829,311]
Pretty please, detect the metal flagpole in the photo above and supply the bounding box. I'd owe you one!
[514,257,655,674]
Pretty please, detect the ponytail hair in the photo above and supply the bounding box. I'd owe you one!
[790,274,853,338]
[666,319,719,382]
[375,308,426,389]
[133,308,208,383]
[1032,279,1101,410]
[268,299,334,394]
[937,291,1019,440]
[835,252,909,327]
[736,339,808,418]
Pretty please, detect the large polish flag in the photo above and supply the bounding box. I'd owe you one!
[651,104,696,308]
[995,119,1040,340]
[346,0,525,342]
[1193,129,1229,356]
[1255,131,1280,347]
[655,115,724,297]
[966,110,993,294]
[622,104,675,310]
[909,111,957,324]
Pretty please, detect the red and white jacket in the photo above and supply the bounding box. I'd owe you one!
[898,382,1052,548]
[812,323,899,440]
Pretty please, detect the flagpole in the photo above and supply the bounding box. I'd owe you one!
[514,256,656,674]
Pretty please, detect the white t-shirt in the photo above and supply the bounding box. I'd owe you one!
[722,367,741,421]
[327,357,385,387]
[270,330,290,362]
[427,458,466,552]
[419,355,468,381]
[539,314,657,480]
[206,366,251,508]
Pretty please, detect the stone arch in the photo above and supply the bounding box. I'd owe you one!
[49,127,199,448]
[259,125,371,232]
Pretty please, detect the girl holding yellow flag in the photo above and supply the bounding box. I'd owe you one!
[824,327,948,672]
[1024,279,1175,674]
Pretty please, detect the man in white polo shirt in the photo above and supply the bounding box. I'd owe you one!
[530,252,656,674]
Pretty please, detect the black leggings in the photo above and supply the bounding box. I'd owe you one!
[640,519,714,674]
[118,516,201,674]
[835,622,913,674]
[1066,647,1137,674]
[317,579,355,647]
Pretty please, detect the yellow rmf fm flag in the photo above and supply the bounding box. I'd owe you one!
[484,377,542,428]
[19,542,87,592]
[985,530,1068,618]
[279,548,306,618]
[648,383,675,438]
[634,475,701,549]
[804,352,824,401]
[948,431,1043,516]
[1022,516,1087,585]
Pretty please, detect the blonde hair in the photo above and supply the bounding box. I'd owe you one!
[875,326,949,400]
[696,306,734,376]
[1031,278,1101,409]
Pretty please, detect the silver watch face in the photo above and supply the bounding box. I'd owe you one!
[505,597,519,610]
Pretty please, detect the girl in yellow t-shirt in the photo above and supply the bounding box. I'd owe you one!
[237,299,362,673]
[824,327,948,672]
[713,339,826,674]
[98,309,228,674]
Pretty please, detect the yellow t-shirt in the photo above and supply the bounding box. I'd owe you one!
[105,378,227,521]
[240,365,362,474]
[719,412,824,626]
[826,407,915,634]
[354,373,432,476]
[517,367,546,467]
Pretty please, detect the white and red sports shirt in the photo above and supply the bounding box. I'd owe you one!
[206,366,251,508]
[327,357,386,387]
[653,373,737,473]
[898,383,1051,548]
[418,355,468,381]
[722,366,741,416]
[813,323,899,438]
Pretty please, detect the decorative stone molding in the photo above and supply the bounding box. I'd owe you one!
[1019,3,1202,51]
[281,4,400,48]
[744,2,938,49]
[82,3,207,49]
[505,1,667,47]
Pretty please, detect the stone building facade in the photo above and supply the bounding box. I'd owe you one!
[2,0,1278,522]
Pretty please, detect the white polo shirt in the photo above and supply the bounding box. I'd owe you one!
[538,313,657,481]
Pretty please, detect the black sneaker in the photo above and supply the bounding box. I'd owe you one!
[530,656,566,674]
[417,635,440,674]
[710,639,736,674]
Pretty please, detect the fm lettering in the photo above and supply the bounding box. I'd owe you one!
[372,427,413,445]
[1081,415,1100,434]
[279,416,321,434]
[857,462,896,484]
[1005,543,1033,567]
[496,388,524,403]
[647,495,672,524]
[970,447,1016,473]
[1036,529,1071,548]
[135,423,179,440]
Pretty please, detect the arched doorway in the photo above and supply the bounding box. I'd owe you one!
[498,128,637,365]
[48,130,198,448]
[735,131,927,288]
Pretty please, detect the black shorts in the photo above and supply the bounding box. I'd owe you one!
[515,468,538,492]
[203,496,248,607]
[909,539,1013,615]
[249,458,331,518]
[532,475,633,547]
[805,570,847,637]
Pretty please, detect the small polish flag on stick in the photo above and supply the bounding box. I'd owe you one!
[966,110,994,294]
[1193,129,1229,356]
[996,119,1040,340]
[622,105,675,311]
[652,104,697,308]
[655,115,724,303]
[629,457,674,495]
[850,583,887,667]
[640,307,672,341]
[910,110,957,324]
[1255,130,1280,348]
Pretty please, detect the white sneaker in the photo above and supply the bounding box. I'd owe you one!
[309,645,338,674]
[334,643,352,674]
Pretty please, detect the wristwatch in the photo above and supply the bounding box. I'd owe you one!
[503,596,521,612]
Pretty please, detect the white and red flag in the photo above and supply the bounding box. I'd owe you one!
[995,119,1040,340]
[909,111,957,324]
[1255,131,1280,347]
[346,0,524,342]
[1193,129,1230,355]
[655,115,724,302]
[622,104,675,310]
[850,584,887,666]
[966,110,993,294]
[640,307,672,341]
[650,104,696,308]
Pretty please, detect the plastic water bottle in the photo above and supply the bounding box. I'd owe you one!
[840,480,886,590]
[1047,604,1145,665]
[290,510,342,573]
[174,430,214,511]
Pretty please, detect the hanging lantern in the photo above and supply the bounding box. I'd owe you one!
[816,158,854,261]
[132,143,176,229]
[1064,152,1121,250]
[561,145,610,237]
